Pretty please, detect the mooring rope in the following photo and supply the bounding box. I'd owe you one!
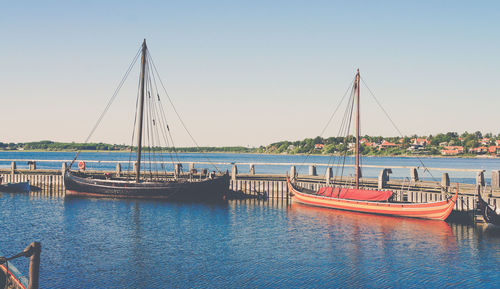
[0,244,37,288]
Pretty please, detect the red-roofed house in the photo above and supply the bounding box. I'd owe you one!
[379,140,400,149]
[314,144,324,149]
[444,146,464,153]
[470,146,488,154]
[441,149,460,156]
[411,138,430,146]
[480,138,491,145]
[488,146,500,154]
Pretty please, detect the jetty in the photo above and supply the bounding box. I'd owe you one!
[1,159,500,221]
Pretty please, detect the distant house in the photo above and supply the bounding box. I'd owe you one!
[444,146,464,153]
[488,146,500,154]
[314,144,324,149]
[379,140,400,149]
[469,146,488,154]
[360,138,376,147]
[480,138,491,145]
[407,144,423,151]
[441,149,460,156]
[412,138,430,146]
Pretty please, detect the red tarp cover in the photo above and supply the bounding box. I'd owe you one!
[315,187,393,201]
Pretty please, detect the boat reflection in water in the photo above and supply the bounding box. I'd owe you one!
[287,202,459,286]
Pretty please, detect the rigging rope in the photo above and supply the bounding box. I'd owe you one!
[147,51,222,173]
[297,76,356,175]
[360,77,440,184]
[69,47,142,169]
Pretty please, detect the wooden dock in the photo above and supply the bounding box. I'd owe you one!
[1,160,500,220]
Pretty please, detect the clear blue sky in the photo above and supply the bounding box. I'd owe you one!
[1,1,499,146]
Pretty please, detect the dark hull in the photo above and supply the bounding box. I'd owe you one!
[478,192,500,225]
[64,171,229,201]
[0,182,30,193]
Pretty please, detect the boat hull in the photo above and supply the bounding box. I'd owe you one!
[287,178,458,221]
[0,182,30,193]
[478,192,500,225]
[64,171,229,201]
[0,262,28,289]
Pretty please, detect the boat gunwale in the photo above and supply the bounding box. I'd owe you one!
[0,262,28,289]
[291,184,453,207]
[287,176,458,220]
[65,170,228,190]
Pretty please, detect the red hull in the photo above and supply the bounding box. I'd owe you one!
[287,177,458,221]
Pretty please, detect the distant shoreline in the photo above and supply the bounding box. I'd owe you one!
[1,149,498,160]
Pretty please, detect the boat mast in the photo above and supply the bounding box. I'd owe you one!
[355,69,360,189]
[136,39,147,183]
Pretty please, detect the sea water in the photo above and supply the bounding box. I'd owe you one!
[1,152,500,287]
[0,194,499,288]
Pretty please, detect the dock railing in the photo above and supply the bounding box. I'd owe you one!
[1,159,500,213]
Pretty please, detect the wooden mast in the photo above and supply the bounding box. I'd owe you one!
[136,39,147,183]
[355,69,360,189]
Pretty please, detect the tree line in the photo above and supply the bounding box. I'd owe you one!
[1,131,498,156]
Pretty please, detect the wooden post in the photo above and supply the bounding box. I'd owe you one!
[27,242,41,289]
[410,167,419,182]
[116,163,122,177]
[441,173,450,193]
[309,165,317,176]
[231,165,238,182]
[174,163,182,177]
[325,167,333,185]
[492,170,500,189]
[378,168,392,189]
[249,164,255,175]
[476,170,485,187]
[11,161,16,175]
[28,161,36,170]
[290,166,296,182]
[61,162,67,176]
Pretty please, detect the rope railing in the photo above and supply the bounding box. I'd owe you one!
[0,242,41,289]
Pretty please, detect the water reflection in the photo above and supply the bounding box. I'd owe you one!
[2,191,500,287]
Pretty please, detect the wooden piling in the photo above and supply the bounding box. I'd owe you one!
[28,242,41,289]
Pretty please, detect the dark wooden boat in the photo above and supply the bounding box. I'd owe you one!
[478,191,500,225]
[64,40,229,201]
[0,179,30,193]
[65,171,229,201]
[288,70,459,220]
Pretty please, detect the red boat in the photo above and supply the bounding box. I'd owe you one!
[287,70,458,220]
[287,177,458,220]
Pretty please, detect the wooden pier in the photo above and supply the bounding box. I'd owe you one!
[1,160,500,220]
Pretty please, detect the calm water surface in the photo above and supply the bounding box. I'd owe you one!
[1,192,500,288]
